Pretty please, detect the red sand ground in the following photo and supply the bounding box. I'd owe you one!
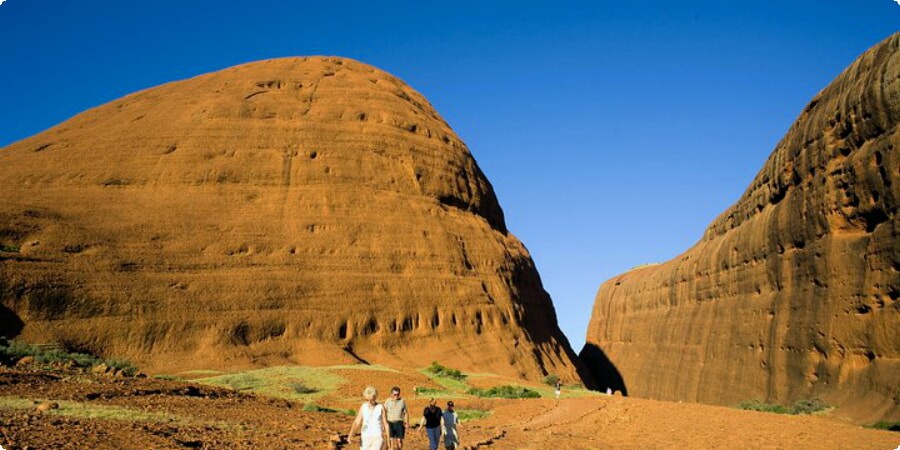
[0,366,897,449]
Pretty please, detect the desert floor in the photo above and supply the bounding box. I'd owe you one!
[0,364,897,450]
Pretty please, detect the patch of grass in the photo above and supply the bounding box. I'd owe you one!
[178,369,224,376]
[467,385,541,399]
[414,386,445,395]
[194,366,345,400]
[865,421,900,432]
[0,396,179,423]
[426,362,467,381]
[302,403,355,416]
[738,398,829,415]
[153,375,183,381]
[0,243,20,253]
[325,364,399,372]
[420,362,470,394]
[789,398,829,414]
[105,358,138,376]
[456,409,491,422]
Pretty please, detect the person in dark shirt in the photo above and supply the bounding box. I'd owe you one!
[418,398,443,450]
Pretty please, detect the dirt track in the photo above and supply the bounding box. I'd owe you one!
[0,367,897,449]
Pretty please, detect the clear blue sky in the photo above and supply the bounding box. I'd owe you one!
[1,1,897,350]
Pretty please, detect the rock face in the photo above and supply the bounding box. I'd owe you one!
[0,57,589,383]
[582,34,900,420]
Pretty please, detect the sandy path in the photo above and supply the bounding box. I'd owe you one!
[465,396,899,450]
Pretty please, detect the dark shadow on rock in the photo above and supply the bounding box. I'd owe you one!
[0,303,24,339]
[579,343,628,396]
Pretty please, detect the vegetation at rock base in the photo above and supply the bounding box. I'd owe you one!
[542,374,559,386]
[865,421,900,432]
[0,338,137,375]
[737,398,829,415]
[456,409,491,422]
[414,386,447,396]
[302,403,355,416]
[468,385,541,399]
[426,361,467,381]
[194,366,344,400]
[0,396,183,423]
[289,381,317,394]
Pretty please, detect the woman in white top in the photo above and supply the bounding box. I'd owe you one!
[349,386,389,450]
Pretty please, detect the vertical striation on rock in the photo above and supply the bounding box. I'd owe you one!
[582,34,900,420]
[0,57,589,384]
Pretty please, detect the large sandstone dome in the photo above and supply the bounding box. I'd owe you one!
[0,56,588,382]
[582,34,900,420]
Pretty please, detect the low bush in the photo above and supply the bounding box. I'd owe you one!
[467,385,541,399]
[542,374,560,386]
[289,381,317,394]
[866,421,900,432]
[105,358,138,376]
[0,338,138,375]
[738,398,828,415]
[426,361,467,381]
[456,409,490,422]
[414,386,445,395]
[303,403,354,415]
[789,398,828,415]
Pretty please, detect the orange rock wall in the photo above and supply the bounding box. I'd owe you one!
[0,57,588,383]
[583,35,900,420]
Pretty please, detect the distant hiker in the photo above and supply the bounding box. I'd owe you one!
[441,400,459,449]
[554,380,562,400]
[349,386,388,450]
[384,386,409,450]
[419,398,443,450]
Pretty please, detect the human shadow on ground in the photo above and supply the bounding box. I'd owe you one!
[579,343,628,396]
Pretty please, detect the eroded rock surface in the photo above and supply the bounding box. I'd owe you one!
[0,57,588,383]
[583,34,900,420]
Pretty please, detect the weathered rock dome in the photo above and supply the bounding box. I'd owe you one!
[0,56,589,382]
[582,34,900,421]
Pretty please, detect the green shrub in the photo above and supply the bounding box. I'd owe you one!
[153,375,182,381]
[0,243,20,253]
[303,403,354,415]
[542,374,560,386]
[426,362,467,381]
[414,386,445,395]
[0,338,139,376]
[105,358,138,376]
[790,398,828,415]
[456,409,490,422]
[866,421,900,432]
[468,385,541,399]
[738,398,828,415]
[289,381,317,394]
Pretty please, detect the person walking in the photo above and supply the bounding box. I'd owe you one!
[554,380,562,400]
[441,400,459,449]
[349,386,388,450]
[418,398,443,450]
[384,386,409,450]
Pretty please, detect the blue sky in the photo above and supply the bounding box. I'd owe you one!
[1,1,897,350]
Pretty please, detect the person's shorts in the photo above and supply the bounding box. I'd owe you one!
[388,421,405,438]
